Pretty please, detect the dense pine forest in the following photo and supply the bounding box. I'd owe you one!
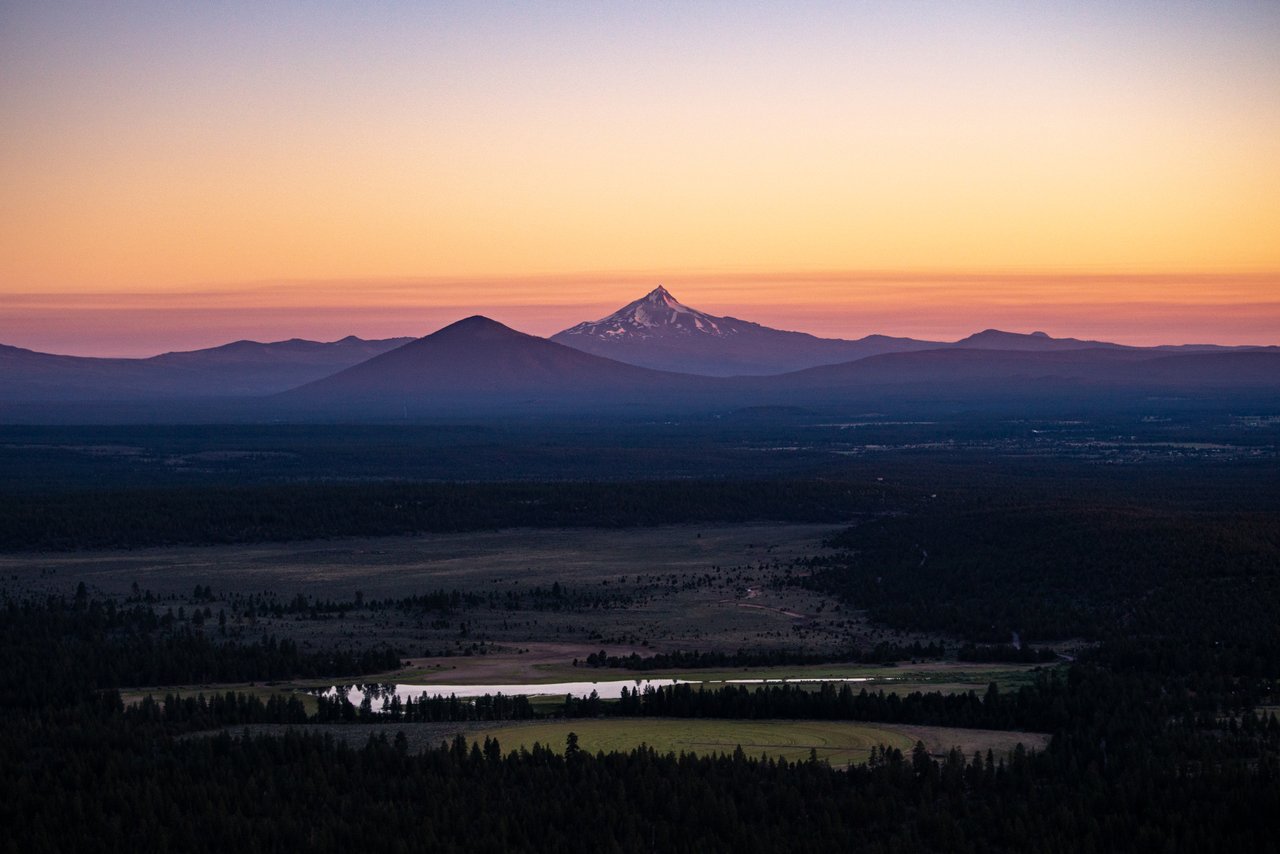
[7,722,1278,853]
[5,529,1280,851]
[3,423,1278,851]
[0,479,874,551]
[1,417,1274,550]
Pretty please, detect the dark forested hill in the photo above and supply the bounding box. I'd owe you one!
[277,315,719,416]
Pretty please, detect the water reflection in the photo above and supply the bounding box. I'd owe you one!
[321,676,892,708]
[323,679,692,707]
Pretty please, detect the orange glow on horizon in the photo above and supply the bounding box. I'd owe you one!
[3,4,1278,356]
[4,270,1276,357]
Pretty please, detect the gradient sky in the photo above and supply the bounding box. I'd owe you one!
[2,1,1278,356]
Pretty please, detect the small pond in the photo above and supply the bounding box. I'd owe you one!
[321,676,892,707]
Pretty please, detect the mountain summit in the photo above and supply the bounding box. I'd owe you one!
[552,287,940,376]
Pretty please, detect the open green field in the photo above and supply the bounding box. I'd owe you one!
[467,718,1049,767]
[387,649,1048,688]
[0,523,951,658]
[119,680,325,715]
[0,523,833,600]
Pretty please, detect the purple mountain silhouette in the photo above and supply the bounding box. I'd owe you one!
[281,315,713,413]
[0,335,411,401]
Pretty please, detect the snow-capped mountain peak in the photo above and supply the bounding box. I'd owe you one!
[641,285,690,314]
[561,286,740,340]
[551,286,953,375]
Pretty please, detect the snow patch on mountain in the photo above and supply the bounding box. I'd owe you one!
[560,286,745,340]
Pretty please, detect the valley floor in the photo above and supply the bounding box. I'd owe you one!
[1,523,944,657]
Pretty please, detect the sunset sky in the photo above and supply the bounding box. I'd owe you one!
[2,1,1278,356]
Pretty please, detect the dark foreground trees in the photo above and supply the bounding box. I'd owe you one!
[3,720,1277,854]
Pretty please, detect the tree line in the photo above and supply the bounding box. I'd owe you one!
[4,719,1277,853]
[0,592,401,709]
[580,641,947,670]
[0,479,883,551]
[800,503,1280,671]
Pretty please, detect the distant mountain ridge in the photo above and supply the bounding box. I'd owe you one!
[950,329,1125,351]
[273,314,1279,419]
[553,287,1259,375]
[2,291,1275,420]
[150,335,408,366]
[0,335,412,401]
